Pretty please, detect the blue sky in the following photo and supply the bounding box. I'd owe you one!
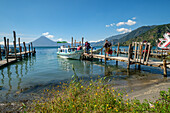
[0,0,170,44]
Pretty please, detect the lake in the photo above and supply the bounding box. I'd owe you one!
[0,47,169,102]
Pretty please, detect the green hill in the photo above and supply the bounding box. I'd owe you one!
[119,25,156,45]
[123,23,170,46]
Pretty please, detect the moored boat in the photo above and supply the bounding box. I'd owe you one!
[57,46,84,60]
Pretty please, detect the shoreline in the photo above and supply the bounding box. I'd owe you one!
[0,76,169,112]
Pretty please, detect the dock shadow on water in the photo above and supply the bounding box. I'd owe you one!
[0,47,169,103]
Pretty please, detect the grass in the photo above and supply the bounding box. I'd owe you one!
[23,67,170,112]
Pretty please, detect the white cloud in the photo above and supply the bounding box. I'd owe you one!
[116,22,125,26]
[56,38,63,41]
[42,32,49,36]
[46,35,54,38]
[42,32,54,38]
[116,19,136,26]
[117,28,132,33]
[132,17,136,20]
[106,25,110,27]
[126,20,136,26]
[106,23,115,27]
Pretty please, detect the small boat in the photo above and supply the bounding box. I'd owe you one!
[158,32,170,50]
[57,46,84,60]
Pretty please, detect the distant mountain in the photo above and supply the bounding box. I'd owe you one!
[91,33,129,46]
[32,36,69,47]
[119,25,156,45]
[91,25,156,46]
[123,23,170,46]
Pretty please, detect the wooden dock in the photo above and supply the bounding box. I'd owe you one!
[0,31,36,68]
[83,42,169,77]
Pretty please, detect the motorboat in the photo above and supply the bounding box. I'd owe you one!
[57,46,84,60]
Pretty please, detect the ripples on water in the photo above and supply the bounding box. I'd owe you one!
[0,47,169,102]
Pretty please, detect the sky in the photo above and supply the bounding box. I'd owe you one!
[0,0,170,44]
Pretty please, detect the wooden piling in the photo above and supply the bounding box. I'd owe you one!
[31,42,33,52]
[71,37,73,47]
[23,42,27,56]
[82,37,84,47]
[116,42,120,65]
[13,31,17,56]
[127,44,132,69]
[79,41,81,46]
[13,41,17,60]
[4,37,7,62]
[7,39,9,63]
[0,45,2,60]
[91,47,93,55]
[163,59,167,77]
[101,48,103,62]
[104,48,106,64]
[74,40,76,47]
[29,44,31,55]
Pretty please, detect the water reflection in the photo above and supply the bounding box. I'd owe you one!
[0,56,36,96]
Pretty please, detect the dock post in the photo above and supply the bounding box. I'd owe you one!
[31,42,33,52]
[127,44,132,69]
[116,42,120,65]
[71,37,73,47]
[163,59,167,77]
[82,37,84,47]
[13,41,17,60]
[104,48,106,64]
[7,39,9,63]
[29,44,31,56]
[100,48,103,62]
[4,37,8,62]
[20,46,22,60]
[79,41,81,46]
[13,31,17,57]
[74,40,76,47]
[0,45,2,60]
[23,42,27,57]
[91,47,93,55]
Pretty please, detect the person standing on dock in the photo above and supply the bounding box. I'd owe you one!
[103,40,112,56]
[85,41,91,54]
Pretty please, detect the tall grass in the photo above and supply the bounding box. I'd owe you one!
[24,66,170,112]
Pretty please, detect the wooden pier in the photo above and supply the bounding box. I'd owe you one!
[0,31,36,68]
[83,42,169,77]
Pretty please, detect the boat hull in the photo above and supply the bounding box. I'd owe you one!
[57,50,83,60]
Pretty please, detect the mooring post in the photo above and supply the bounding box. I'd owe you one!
[29,44,31,55]
[127,44,132,69]
[71,37,73,47]
[163,59,167,77]
[104,47,106,64]
[82,37,84,47]
[116,42,120,66]
[13,41,17,60]
[91,47,93,55]
[13,31,17,57]
[7,39,9,63]
[18,38,21,56]
[101,48,103,62]
[31,42,33,52]
[79,41,81,46]
[20,46,22,60]
[0,45,2,60]
[23,42,27,56]
[4,37,7,62]
[74,40,76,47]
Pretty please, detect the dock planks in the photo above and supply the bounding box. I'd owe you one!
[83,42,169,76]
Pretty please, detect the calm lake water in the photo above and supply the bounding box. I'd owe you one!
[0,47,169,102]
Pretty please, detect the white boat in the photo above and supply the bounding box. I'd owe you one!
[57,46,84,60]
[158,32,170,50]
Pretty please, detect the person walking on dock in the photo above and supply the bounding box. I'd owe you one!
[103,40,112,56]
